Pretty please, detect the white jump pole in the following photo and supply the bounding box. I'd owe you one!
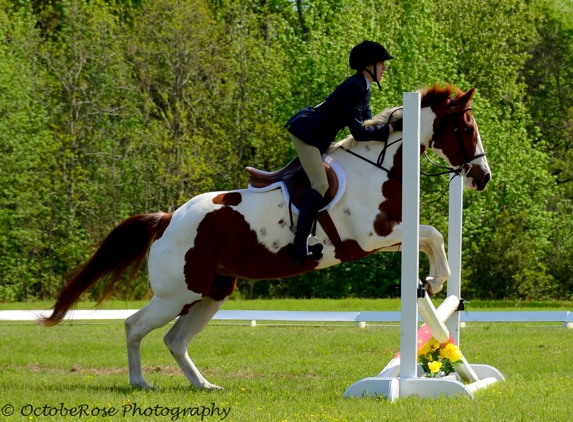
[343,92,424,399]
[399,92,422,380]
[447,174,464,345]
[443,134,505,387]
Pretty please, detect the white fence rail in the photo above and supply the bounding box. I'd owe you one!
[1,309,572,327]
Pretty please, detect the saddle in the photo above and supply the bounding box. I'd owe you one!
[246,158,353,262]
[246,157,339,210]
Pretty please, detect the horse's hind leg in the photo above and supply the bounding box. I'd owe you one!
[125,295,192,389]
[163,276,236,389]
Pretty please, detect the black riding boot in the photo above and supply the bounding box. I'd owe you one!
[291,189,324,266]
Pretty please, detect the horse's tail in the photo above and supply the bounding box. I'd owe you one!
[38,212,173,326]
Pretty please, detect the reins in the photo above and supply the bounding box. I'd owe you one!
[340,138,402,181]
[340,102,486,186]
[339,107,404,181]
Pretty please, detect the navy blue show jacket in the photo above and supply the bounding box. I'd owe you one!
[285,73,390,153]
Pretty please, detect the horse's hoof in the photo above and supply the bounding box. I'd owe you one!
[200,383,224,391]
[424,277,444,296]
[131,382,155,390]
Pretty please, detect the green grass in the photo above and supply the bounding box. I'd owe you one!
[1,314,572,421]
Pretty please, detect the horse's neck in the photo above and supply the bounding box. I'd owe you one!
[329,107,436,180]
[329,137,400,186]
[419,107,436,147]
[330,107,435,168]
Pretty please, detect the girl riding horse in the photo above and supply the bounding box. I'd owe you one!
[286,40,403,266]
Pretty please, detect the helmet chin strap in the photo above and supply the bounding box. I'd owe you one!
[364,64,382,91]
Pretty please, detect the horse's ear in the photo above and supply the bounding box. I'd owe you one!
[466,87,476,102]
[449,87,475,113]
[458,87,475,105]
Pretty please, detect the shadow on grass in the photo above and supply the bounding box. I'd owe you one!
[29,381,229,395]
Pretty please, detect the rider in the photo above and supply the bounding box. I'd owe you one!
[286,40,402,266]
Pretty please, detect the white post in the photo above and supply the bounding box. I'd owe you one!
[400,92,421,380]
[447,174,463,345]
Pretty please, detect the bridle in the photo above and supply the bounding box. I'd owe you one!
[424,99,486,178]
[341,99,487,181]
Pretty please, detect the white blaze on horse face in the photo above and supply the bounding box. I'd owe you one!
[474,120,490,175]
[463,118,491,190]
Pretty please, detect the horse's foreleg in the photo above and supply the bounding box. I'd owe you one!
[419,225,451,295]
[125,296,189,389]
[163,295,228,390]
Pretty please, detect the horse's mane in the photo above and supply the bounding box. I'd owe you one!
[420,84,463,108]
[328,84,462,153]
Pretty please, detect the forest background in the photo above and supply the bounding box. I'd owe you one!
[1,0,573,302]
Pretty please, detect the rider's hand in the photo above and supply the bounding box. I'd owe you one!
[391,118,403,132]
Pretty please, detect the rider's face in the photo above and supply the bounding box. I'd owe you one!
[375,61,387,80]
[364,61,387,82]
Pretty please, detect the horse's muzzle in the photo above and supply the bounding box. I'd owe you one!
[473,172,491,191]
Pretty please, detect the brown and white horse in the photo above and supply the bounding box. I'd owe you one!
[39,85,491,390]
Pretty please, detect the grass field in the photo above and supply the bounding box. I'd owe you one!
[1,300,573,421]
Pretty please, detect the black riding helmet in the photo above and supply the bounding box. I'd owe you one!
[349,41,394,90]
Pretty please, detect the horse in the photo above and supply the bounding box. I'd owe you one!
[38,84,491,390]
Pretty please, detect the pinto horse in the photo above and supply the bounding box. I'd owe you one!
[39,84,491,390]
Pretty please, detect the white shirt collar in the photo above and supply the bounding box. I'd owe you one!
[364,74,372,91]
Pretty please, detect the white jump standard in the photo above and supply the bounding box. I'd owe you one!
[343,92,504,400]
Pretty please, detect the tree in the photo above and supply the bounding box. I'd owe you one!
[523,0,573,191]
[1,0,572,301]
[0,0,54,299]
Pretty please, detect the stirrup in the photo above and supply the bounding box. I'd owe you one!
[306,235,323,259]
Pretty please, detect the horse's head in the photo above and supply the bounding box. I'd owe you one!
[423,86,491,191]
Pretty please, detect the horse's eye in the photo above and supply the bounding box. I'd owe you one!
[464,127,474,134]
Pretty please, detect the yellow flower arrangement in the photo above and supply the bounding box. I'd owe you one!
[417,337,462,378]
